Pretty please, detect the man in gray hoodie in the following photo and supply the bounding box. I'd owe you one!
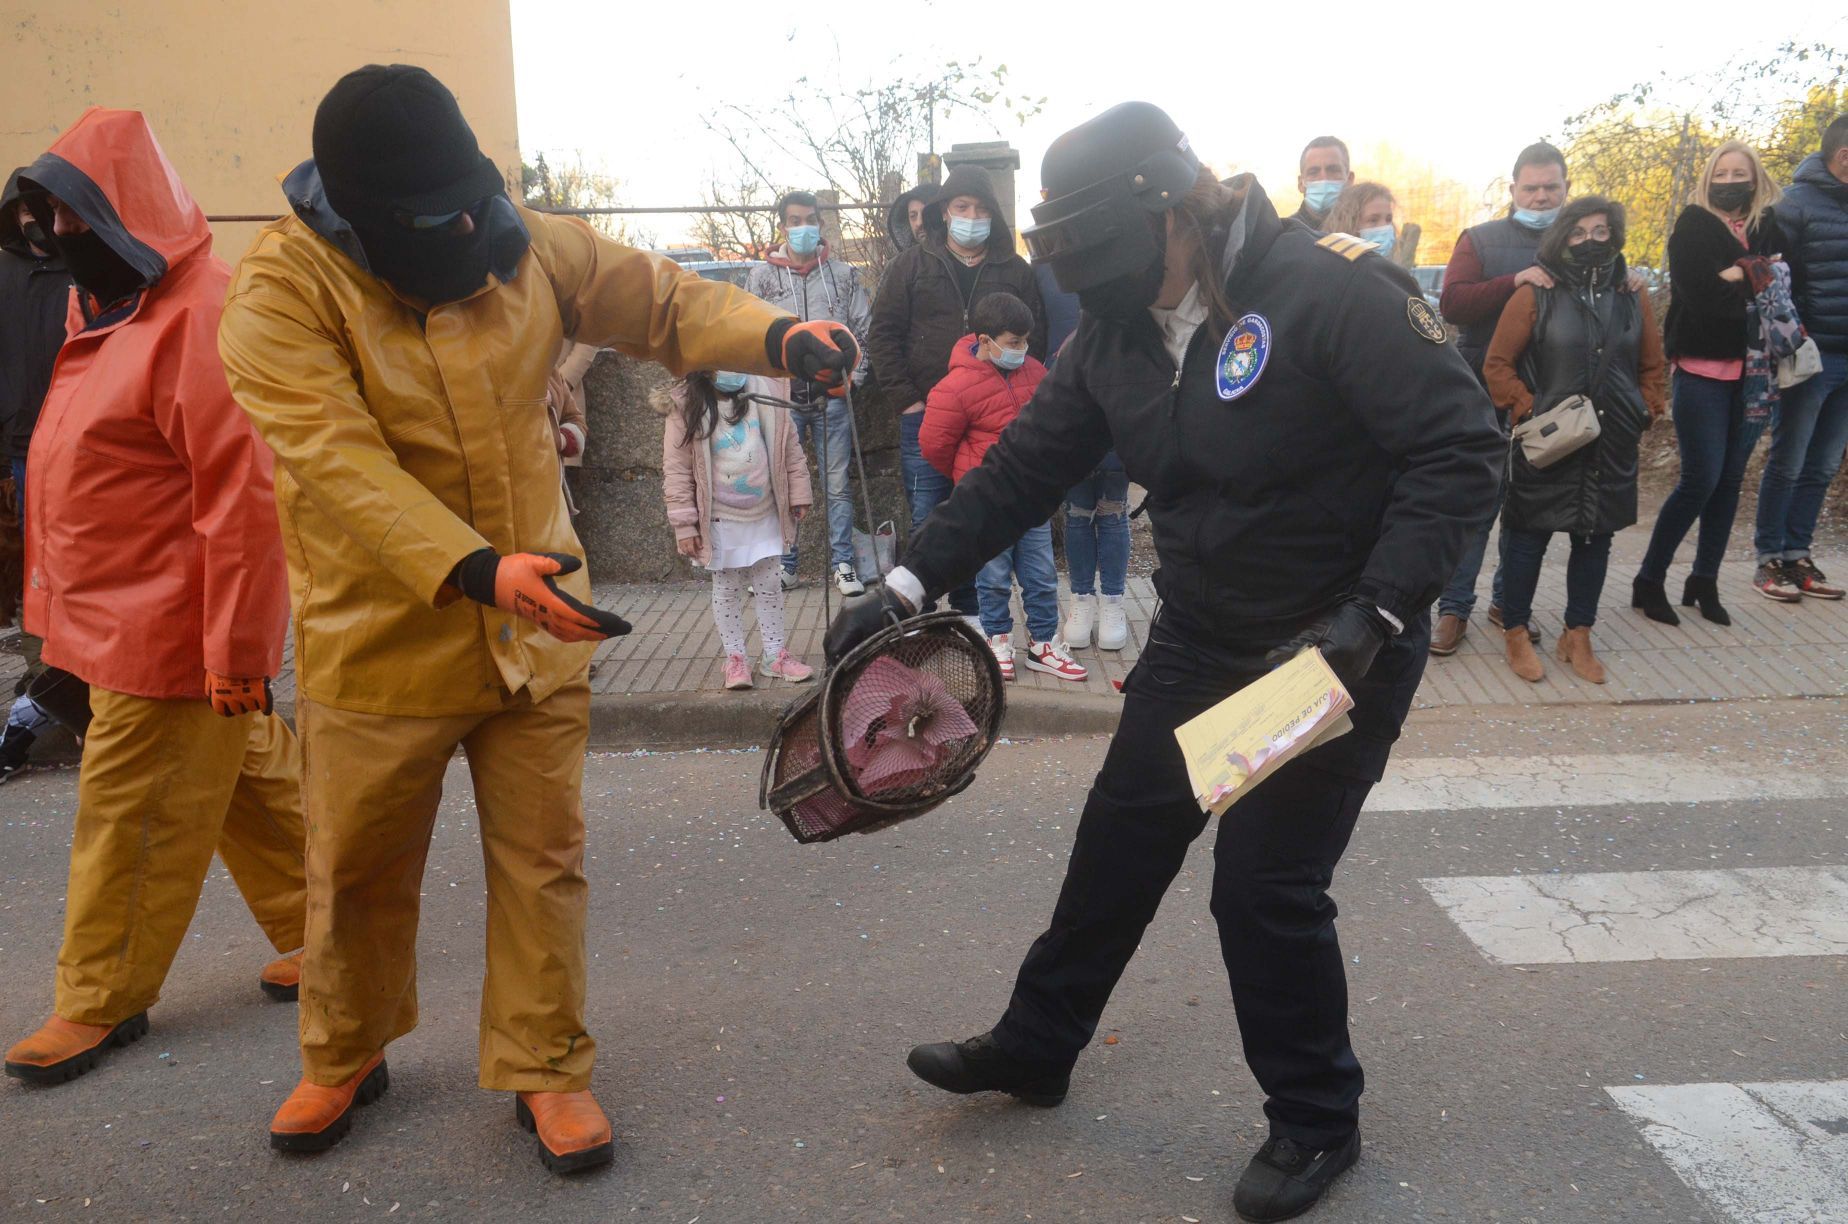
[746,190,873,595]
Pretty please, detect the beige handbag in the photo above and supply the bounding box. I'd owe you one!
[1514,392,1603,469]
[1777,336,1823,389]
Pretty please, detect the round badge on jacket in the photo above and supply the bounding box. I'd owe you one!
[1216,313,1271,401]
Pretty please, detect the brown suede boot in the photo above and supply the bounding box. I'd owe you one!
[259,950,304,1002]
[1556,626,1607,684]
[269,1052,388,1153]
[517,1089,615,1173]
[1503,626,1544,682]
[4,1013,149,1084]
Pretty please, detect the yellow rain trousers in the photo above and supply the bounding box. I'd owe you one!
[56,687,306,1025]
[293,678,591,1090]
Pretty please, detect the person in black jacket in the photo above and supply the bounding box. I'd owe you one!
[866,164,1045,620]
[828,103,1501,1224]
[1482,197,1668,685]
[1634,140,1788,626]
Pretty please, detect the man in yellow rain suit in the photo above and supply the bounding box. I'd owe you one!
[217,65,856,1173]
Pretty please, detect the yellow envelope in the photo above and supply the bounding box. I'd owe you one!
[1174,648,1355,815]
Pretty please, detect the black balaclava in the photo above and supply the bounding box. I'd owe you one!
[313,64,509,305]
[22,194,141,307]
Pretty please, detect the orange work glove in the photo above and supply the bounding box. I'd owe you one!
[450,548,632,644]
[769,318,860,389]
[206,672,274,717]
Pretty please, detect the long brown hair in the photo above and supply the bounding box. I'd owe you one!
[1170,166,1246,332]
[1536,195,1627,270]
[677,371,748,441]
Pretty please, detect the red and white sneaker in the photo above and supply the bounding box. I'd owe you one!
[1024,639,1088,682]
[761,649,814,682]
[723,654,754,690]
[1787,558,1845,600]
[987,634,1016,682]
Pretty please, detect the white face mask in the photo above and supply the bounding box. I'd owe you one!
[949,215,991,247]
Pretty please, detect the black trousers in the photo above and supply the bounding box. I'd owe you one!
[990,612,1429,1149]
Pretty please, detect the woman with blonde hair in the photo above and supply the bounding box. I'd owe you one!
[1632,139,1788,626]
[1320,181,1399,259]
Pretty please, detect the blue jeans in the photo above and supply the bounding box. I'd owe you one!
[1438,517,1508,620]
[899,411,979,617]
[1064,457,1130,597]
[784,399,856,571]
[1754,349,1848,564]
[1499,529,1612,631]
[978,521,1060,641]
[1639,370,1768,582]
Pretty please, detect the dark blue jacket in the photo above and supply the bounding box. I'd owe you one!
[1780,153,1848,353]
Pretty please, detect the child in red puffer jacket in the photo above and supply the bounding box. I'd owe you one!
[921,293,1086,683]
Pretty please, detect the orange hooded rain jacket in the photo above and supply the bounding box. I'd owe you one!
[20,109,288,699]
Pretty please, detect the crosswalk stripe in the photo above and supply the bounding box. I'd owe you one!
[1370,752,1848,813]
[1420,866,1848,964]
[1606,1080,1848,1223]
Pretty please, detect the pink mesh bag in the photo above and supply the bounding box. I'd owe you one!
[760,612,1005,842]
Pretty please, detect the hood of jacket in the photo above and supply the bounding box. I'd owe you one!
[1793,153,1848,198]
[19,108,210,293]
[282,156,530,287]
[886,183,939,252]
[922,165,1015,259]
[1,168,58,260]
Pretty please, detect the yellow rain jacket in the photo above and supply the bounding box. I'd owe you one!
[219,166,790,716]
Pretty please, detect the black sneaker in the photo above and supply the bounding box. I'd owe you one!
[904,1031,1070,1106]
[1233,1130,1361,1223]
[0,725,36,784]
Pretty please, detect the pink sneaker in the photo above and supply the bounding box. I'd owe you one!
[761,650,814,683]
[1024,639,1088,682]
[723,654,754,690]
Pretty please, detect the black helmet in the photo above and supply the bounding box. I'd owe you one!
[1024,102,1200,294]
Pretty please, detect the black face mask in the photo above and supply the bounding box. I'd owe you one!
[1568,238,1617,268]
[351,203,496,306]
[1077,217,1170,324]
[1708,181,1754,214]
[54,229,143,308]
[21,221,49,250]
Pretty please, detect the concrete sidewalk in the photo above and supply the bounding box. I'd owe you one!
[5,531,1844,750]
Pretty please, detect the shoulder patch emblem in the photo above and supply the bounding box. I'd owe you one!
[1315,231,1379,262]
[1406,297,1447,344]
[1216,313,1271,401]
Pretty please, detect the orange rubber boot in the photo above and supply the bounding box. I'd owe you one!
[4,1013,149,1085]
[515,1090,615,1173]
[259,950,304,1002]
[269,1052,388,1153]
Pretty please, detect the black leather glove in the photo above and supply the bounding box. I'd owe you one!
[824,584,915,666]
[768,318,861,387]
[1263,595,1396,690]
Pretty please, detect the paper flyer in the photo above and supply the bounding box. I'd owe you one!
[1174,648,1355,815]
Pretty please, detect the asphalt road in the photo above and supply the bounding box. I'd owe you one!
[1,700,1843,1222]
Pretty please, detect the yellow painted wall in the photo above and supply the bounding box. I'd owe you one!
[0,1,519,260]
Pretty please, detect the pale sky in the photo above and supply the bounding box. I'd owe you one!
[510,0,1846,245]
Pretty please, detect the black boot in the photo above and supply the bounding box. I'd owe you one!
[1234,1130,1362,1223]
[905,1031,1070,1106]
[1630,577,1680,626]
[0,724,36,783]
[1681,575,1732,626]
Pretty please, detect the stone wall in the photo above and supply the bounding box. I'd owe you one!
[569,351,911,584]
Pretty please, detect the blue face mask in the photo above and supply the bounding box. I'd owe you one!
[1303,181,1343,215]
[1359,224,1396,260]
[948,215,991,247]
[1513,206,1560,230]
[990,344,1027,370]
[787,224,821,256]
[712,372,748,395]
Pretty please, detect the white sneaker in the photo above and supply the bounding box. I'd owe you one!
[779,569,799,591]
[1096,594,1129,650]
[987,633,1016,682]
[1064,593,1096,648]
[1024,639,1088,682]
[833,562,865,597]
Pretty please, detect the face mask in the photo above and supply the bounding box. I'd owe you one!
[1708,181,1754,213]
[712,372,749,395]
[352,201,497,306]
[1513,206,1560,230]
[1359,224,1396,260]
[1569,238,1616,268]
[990,345,1027,370]
[787,224,821,256]
[53,229,143,307]
[21,221,49,250]
[948,215,991,248]
[1303,181,1343,216]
